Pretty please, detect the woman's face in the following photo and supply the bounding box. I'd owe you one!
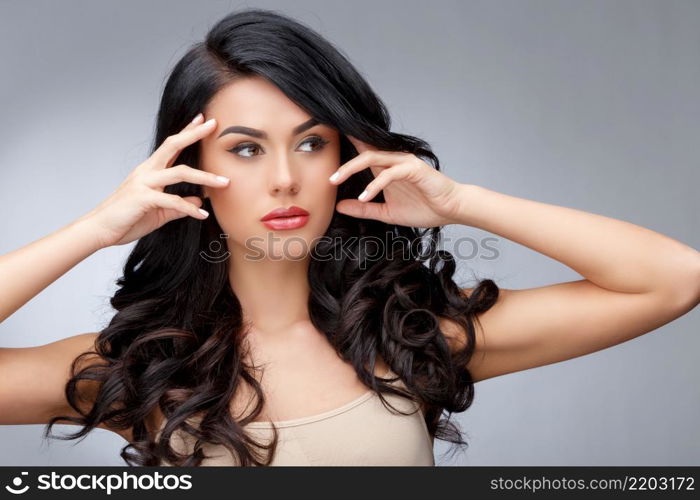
[199,76,341,261]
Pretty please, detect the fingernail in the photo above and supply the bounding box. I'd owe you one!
[191,113,203,124]
[215,175,230,184]
[198,208,209,217]
[329,172,340,182]
[358,190,368,201]
[203,118,216,127]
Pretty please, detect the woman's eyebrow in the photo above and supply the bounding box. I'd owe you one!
[217,117,319,140]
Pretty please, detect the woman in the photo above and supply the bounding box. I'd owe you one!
[0,8,698,467]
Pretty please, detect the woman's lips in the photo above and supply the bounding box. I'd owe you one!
[261,214,309,230]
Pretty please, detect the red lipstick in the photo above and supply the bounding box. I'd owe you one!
[260,205,310,230]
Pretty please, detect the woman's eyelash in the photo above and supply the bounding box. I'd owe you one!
[228,136,330,157]
[228,143,261,157]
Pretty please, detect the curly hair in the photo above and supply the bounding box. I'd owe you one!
[44,7,499,466]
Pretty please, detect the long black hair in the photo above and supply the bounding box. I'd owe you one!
[45,7,499,466]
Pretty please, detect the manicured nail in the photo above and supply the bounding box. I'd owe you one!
[191,113,203,124]
[203,118,216,127]
[329,172,340,182]
[358,190,368,201]
[215,175,230,184]
[198,208,209,217]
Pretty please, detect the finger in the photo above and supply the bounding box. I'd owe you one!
[185,112,205,130]
[160,195,204,223]
[328,150,402,185]
[151,191,209,220]
[182,195,203,207]
[346,135,378,154]
[159,113,205,147]
[144,164,230,190]
[357,164,414,202]
[148,116,218,170]
[163,113,206,156]
[335,199,388,222]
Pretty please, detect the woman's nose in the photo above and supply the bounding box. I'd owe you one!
[269,155,300,195]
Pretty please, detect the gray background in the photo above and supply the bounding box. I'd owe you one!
[0,0,698,465]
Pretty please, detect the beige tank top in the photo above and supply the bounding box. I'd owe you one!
[157,368,435,466]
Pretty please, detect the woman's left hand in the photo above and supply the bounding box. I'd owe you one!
[329,136,465,227]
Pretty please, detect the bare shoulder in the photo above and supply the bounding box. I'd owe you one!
[0,332,134,442]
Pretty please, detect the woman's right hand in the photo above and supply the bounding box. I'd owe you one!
[78,113,230,248]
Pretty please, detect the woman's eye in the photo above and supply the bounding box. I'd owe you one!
[228,136,329,158]
[298,136,330,152]
[229,143,261,158]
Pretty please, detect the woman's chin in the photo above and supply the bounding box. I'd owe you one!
[257,237,313,261]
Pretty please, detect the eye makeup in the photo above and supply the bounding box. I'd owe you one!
[227,135,330,158]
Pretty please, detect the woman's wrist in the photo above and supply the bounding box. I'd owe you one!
[446,183,489,228]
[67,215,109,255]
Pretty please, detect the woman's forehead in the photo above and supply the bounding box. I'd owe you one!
[205,76,310,125]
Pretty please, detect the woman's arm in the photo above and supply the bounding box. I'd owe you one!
[0,116,225,325]
[0,217,104,324]
[326,137,699,381]
[445,184,700,383]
